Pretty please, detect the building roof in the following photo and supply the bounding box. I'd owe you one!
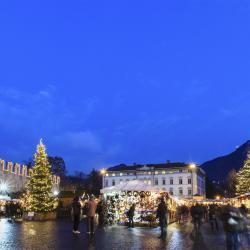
[107,162,190,172]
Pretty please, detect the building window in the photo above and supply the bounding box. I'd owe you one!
[155,171,158,175]
[105,180,108,187]
[162,179,166,185]
[155,178,158,185]
[170,178,173,185]
[179,188,183,195]
[162,171,166,174]
[112,173,116,177]
[120,173,123,176]
[188,178,192,184]
[112,180,115,186]
[179,178,183,185]
[148,180,151,185]
[188,188,192,196]
[170,188,173,195]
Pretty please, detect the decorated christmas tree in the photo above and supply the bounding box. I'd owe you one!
[26,139,56,212]
[236,152,250,195]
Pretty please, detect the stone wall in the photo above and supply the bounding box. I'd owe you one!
[0,159,60,193]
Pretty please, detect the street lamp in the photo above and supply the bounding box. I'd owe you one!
[189,163,196,198]
[100,169,107,175]
[100,169,107,188]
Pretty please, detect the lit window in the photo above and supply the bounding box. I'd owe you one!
[162,171,166,174]
[155,171,158,175]
[120,173,123,176]
[112,173,115,177]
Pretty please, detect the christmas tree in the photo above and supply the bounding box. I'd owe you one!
[26,139,56,212]
[236,152,250,195]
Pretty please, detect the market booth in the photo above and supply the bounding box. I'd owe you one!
[231,192,250,208]
[100,180,179,226]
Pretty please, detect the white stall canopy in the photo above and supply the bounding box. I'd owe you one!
[101,180,164,194]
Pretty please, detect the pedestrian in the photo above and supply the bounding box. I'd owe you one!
[127,204,135,228]
[190,203,203,235]
[156,197,168,239]
[221,205,244,250]
[96,200,104,226]
[239,204,250,248]
[86,195,97,235]
[72,196,81,234]
[208,204,219,232]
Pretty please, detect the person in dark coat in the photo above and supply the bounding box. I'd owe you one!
[190,203,203,234]
[72,196,81,234]
[221,205,243,250]
[127,204,135,228]
[209,205,219,232]
[156,197,168,239]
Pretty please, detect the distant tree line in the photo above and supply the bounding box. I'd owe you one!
[24,156,102,196]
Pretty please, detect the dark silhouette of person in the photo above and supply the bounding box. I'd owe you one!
[72,196,81,234]
[156,197,168,239]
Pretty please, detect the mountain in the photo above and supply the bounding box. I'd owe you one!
[200,140,250,182]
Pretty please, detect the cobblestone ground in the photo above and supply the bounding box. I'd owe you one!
[0,218,248,250]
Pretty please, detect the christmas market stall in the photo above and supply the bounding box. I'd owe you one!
[100,180,179,226]
[230,192,250,209]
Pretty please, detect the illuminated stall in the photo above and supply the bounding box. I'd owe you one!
[101,180,179,226]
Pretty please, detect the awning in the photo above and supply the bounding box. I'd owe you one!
[101,180,164,194]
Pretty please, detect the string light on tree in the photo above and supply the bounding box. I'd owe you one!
[26,139,57,212]
[236,152,250,196]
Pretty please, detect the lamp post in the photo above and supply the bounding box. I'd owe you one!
[100,169,107,188]
[189,163,196,198]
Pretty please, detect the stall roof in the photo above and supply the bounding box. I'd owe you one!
[101,180,164,193]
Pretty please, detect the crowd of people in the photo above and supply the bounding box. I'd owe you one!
[70,195,250,250]
[0,201,23,219]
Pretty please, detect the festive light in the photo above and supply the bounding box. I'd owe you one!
[236,152,250,195]
[0,181,8,193]
[26,139,57,212]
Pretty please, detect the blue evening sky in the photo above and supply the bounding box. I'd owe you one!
[0,0,249,173]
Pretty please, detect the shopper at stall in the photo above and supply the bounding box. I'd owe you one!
[72,196,81,234]
[86,195,97,235]
[156,197,168,239]
[127,204,136,228]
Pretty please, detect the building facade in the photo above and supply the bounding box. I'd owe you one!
[103,163,206,198]
[0,159,60,193]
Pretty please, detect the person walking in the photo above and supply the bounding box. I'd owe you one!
[239,204,250,248]
[86,195,97,235]
[72,196,81,234]
[209,204,219,232]
[221,205,244,250]
[127,204,135,228]
[156,197,168,239]
[190,203,203,235]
